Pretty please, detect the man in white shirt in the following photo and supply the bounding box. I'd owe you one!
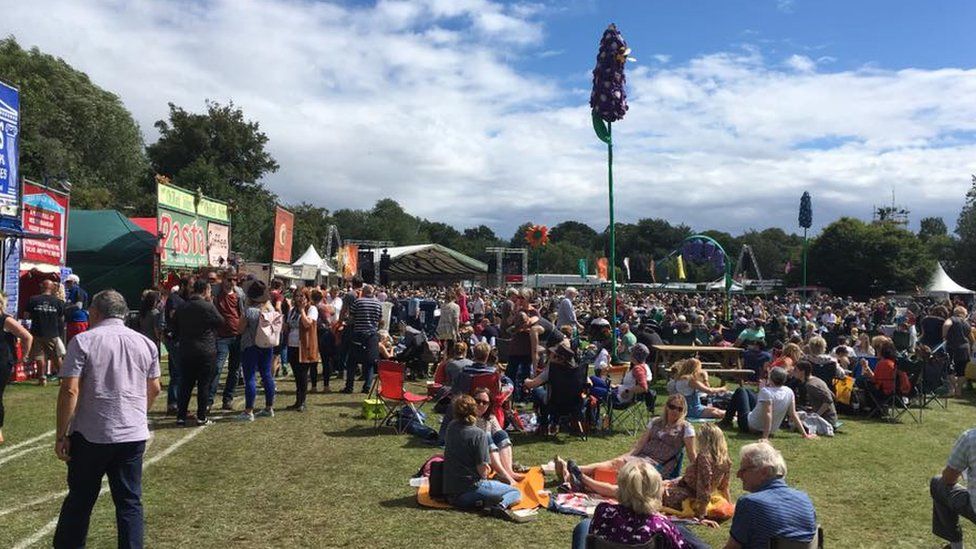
[556,287,581,330]
[931,427,976,548]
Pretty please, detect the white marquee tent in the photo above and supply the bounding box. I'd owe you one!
[924,262,974,297]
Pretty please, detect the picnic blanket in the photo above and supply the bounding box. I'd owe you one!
[575,467,734,522]
[416,467,550,511]
[549,491,617,516]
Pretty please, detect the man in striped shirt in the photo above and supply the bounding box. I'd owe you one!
[342,284,383,394]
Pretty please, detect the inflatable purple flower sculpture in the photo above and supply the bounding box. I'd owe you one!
[590,23,632,130]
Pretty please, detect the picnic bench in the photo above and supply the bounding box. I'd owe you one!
[652,344,744,369]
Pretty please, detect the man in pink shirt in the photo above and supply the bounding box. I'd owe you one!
[54,290,161,548]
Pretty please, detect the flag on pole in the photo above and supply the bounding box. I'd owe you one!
[784,260,793,274]
[623,257,631,280]
[676,255,687,281]
[578,258,588,278]
[649,257,657,283]
[596,257,609,280]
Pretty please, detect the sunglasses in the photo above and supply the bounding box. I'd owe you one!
[475,399,490,405]
[666,404,684,411]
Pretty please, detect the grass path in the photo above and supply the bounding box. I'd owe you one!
[0,377,974,547]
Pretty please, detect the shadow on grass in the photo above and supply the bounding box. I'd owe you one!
[323,426,389,438]
[313,401,363,410]
[378,494,421,510]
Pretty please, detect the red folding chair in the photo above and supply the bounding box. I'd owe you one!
[373,360,429,433]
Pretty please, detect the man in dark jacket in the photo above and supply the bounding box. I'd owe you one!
[173,279,223,426]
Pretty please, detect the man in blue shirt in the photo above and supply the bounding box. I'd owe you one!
[724,442,818,549]
[63,274,90,343]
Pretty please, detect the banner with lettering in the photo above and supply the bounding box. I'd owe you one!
[272,206,294,263]
[0,80,20,218]
[157,182,230,268]
[22,182,69,265]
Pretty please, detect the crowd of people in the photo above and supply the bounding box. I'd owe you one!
[5,273,976,547]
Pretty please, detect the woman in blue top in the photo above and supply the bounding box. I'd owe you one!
[672,358,727,420]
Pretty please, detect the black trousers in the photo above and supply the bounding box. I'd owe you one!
[0,360,11,428]
[54,433,146,549]
[289,347,311,406]
[178,353,216,422]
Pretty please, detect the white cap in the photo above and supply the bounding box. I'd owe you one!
[289,283,298,290]
[66,274,80,283]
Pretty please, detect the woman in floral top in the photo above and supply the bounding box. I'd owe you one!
[662,423,732,519]
[570,460,691,549]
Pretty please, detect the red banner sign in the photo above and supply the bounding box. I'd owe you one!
[22,183,69,265]
[272,206,294,263]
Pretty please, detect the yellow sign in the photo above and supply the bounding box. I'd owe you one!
[198,197,228,222]
[156,183,195,215]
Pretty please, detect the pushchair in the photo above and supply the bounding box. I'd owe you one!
[396,325,440,380]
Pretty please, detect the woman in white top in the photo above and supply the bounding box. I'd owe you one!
[719,367,816,442]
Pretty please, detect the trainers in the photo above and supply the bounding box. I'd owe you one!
[222,402,235,411]
[256,409,275,418]
[236,412,255,422]
[196,418,215,426]
[567,460,584,492]
[176,419,186,427]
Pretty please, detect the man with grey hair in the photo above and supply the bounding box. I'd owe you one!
[722,442,818,549]
[556,287,581,331]
[54,290,161,548]
[342,283,382,394]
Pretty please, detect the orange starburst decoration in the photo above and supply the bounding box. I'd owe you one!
[525,224,550,248]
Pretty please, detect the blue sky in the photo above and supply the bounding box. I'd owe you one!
[4,0,976,240]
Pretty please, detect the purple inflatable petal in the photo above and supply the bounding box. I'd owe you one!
[590,24,630,123]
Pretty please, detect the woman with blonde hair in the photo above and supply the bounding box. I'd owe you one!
[672,358,727,420]
[557,394,696,497]
[0,291,33,444]
[570,460,696,549]
[442,394,528,522]
[662,423,732,519]
[853,332,875,358]
[472,387,524,484]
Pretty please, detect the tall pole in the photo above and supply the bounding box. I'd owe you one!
[608,122,618,361]
[802,227,808,301]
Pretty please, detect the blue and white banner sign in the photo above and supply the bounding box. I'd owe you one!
[0,80,19,218]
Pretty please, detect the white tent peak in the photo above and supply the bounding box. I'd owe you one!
[925,262,973,295]
[292,245,322,267]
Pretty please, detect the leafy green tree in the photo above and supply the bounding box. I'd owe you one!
[737,228,803,280]
[0,38,151,211]
[288,202,335,261]
[147,101,280,260]
[807,217,932,296]
[919,217,948,239]
[549,221,599,250]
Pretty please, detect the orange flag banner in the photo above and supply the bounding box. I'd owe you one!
[596,257,609,281]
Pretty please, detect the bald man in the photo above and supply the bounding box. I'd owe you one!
[26,280,66,384]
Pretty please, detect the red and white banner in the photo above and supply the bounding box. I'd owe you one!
[272,206,294,263]
[22,182,69,265]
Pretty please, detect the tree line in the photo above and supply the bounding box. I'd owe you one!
[2,37,975,297]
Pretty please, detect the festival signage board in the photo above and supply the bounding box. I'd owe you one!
[157,182,230,268]
[22,182,69,265]
[3,239,18,316]
[0,81,19,218]
[272,206,294,263]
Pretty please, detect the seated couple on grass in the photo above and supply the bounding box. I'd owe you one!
[442,394,533,523]
[554,395,699,495]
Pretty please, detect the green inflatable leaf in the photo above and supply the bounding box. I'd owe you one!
[592,111,611,144]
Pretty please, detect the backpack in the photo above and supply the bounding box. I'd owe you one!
[255,308,283,349]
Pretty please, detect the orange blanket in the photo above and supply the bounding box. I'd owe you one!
[416,467,550,511]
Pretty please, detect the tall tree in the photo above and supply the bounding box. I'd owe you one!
[919,216,948,239]
[808,217,932,296]
[0,38,151,211]
[147,101,279,261]
[549,221,599,250]
[288,202,335,261]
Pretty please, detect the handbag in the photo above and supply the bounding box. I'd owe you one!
[965,361,976,381]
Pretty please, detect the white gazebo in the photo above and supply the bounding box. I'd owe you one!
[272,245,335,281]
[924,262,974,298]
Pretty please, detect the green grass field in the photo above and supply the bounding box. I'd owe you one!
[1,373,973,548]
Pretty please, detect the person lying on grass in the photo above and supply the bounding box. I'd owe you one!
[442,394,533,523]
[555,394,696,498]
[719,367,817,443]
[661,423,732,520]
[472,387,525,484]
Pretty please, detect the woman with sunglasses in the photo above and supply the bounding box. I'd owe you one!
[472,387,524,484]
[556,394,696,498]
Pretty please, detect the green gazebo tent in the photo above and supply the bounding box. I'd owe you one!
[67,210,157,308]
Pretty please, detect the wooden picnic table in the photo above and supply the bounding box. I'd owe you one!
[651,344,744,370]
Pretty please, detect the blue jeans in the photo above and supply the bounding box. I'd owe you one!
[242,346,276,410]
[452,479,521,510]
[211,336,241,407]
[727,387,757,432]
[54,433,145,549]
[571,517,711,549]
[506,355,532,401]
[345,331,378,393]
[163,339,181,409]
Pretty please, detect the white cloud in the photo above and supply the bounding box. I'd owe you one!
[2,0,976,241]
[777,0,796,14]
